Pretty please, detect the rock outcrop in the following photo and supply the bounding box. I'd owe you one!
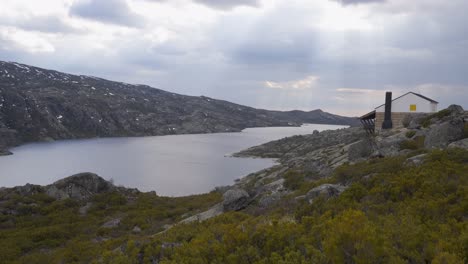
[424,117,465,149]
[0,172,136,201]
[448,138,468,150]
[45,172,115,200]
[306,184,347,203]
[222,189,250,211]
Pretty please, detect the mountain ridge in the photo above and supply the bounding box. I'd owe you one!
[0,60,358,154]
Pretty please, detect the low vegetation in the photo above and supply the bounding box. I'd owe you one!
[0,191,221,263]
[421,108,452,128]
[1,149,467,263]
[399,136,426,150]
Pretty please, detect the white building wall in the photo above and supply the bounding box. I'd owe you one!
[375,93,437,113]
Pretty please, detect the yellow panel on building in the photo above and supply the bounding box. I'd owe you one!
[409,104,416,111]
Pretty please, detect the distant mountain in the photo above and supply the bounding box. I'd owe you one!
[0,61,358,153]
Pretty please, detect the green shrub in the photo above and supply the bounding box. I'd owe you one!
[283,170,305,190]
[400,140,419,150]
[400,136,425,150]
[405,130,416,138]
[421,109,452,128]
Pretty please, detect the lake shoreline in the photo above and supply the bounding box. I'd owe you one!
[0,124,347,196]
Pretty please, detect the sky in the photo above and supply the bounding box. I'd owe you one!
[1,0,467,116]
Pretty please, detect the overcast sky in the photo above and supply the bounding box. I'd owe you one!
[1,0,467,116]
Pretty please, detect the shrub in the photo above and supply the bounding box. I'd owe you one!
[400,140,419,150]
[405,130,416,138]
[400,136,425,150]
[283,170,305,190]
[420,109,452,128]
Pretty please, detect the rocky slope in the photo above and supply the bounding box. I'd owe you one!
[225,105,468,211]
[0,61,358,154]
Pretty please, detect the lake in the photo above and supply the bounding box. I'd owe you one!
[0,124,346,196]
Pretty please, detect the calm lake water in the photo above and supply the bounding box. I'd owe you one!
[0,124,346,196]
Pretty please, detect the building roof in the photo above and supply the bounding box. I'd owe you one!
[360,110,376,120]
[375,92,438,109]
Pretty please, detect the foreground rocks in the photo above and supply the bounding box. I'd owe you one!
[46,173,115,200]
[0,172,138,201]
[448,138,468,150]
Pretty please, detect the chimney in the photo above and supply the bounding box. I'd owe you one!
[382,92,393,129]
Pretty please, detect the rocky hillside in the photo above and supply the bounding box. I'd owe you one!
[0,61,358,154]
[0,106,466,263]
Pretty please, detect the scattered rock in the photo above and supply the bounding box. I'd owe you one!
[102,218,121,228]
[79,202,92,215]
[222,189,250,211]
[306,184,347,204]
[180,203,224,223]
[406,154,427,166]
[132,226,142,233]
[448,138,468,150]
[258,193,281,208]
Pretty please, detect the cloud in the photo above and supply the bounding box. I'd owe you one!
[70,0,145,27]
[1,0,468,116]
[193,0,260,10]
[332,0,386,5]
[3,15,81,34]
[0,27,55,53]
[148,0,260,10]
[264,75,319,90]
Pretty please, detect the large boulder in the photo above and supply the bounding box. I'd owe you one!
[446,104,465,116]
[348,139,373,161]
[448,138,468,150]
[222,188,250,211]
[306,184,347,204]
[424,118,464,149]
[45,172,114,200]
[375,132,407,157]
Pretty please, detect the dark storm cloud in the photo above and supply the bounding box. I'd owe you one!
[70,0,145,27]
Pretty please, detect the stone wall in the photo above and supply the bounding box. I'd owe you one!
[375,112,410,131]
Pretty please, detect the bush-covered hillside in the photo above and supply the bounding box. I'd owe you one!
[4,149,464,263]
[141,149,467,264]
